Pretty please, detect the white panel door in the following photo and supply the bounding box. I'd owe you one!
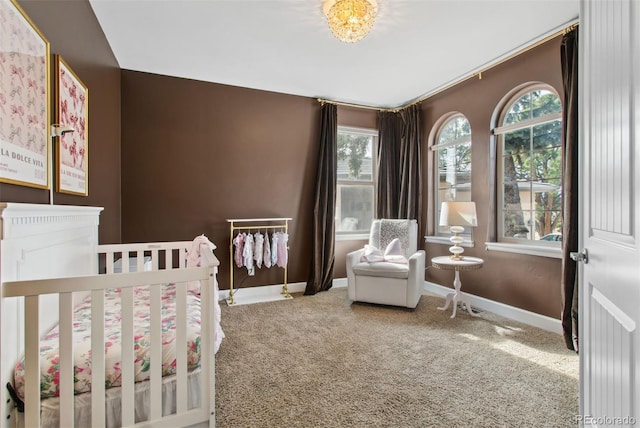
[580,0,639,425]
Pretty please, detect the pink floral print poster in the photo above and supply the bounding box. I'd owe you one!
[0,0,50,188]
[55,55,88,195]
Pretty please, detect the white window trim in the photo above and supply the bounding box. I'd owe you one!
[485,242,562,259]
[430,135,472,151]
[336,233,369,242]
[492,111,562,135]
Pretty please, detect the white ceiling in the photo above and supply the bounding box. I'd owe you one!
[88,0,579,109]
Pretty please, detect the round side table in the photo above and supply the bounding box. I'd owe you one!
[431,256,484,318]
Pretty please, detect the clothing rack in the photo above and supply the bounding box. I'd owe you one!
[226,217,293,305]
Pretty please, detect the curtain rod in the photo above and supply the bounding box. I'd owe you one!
[316,98,398,113]
[318,19,579,112]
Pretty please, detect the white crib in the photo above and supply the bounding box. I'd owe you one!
[0,203,220,428]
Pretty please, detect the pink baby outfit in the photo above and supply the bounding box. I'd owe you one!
[232,232,245,268]
[276,232,289,268]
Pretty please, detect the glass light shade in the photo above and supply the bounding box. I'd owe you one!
[323,0,378,43]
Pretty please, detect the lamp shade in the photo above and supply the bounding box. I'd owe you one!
[439,202,478,227]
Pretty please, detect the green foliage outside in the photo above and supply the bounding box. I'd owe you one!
[337,133,370,180]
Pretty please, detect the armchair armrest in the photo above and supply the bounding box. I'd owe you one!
[406,250,426,308]
[346,248,365,270]
[346,248,365,301]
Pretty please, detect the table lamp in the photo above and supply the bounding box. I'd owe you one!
[439,201,477,260]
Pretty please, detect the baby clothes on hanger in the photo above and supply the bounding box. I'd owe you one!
[276,232,289,268]
[271,231,279,267]
[232,232,245,268]
[253,231,264,268]
[243,233,255,276]
[263,232,272,268]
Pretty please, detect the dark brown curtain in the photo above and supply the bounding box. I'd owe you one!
[376,111,401,218]
[305,103,337,295]
[377,106,422,219]
[398,104,422,220]
[560,28,579,353]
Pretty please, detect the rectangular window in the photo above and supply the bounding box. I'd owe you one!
[335,126,377,237]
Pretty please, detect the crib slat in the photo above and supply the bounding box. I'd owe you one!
[151,249,159,271]
[200,275,212,422]
[59,292,75,428]
[121,287,135,426]
[106,251,115,274]
[91,290,106,427]
[176,282,188,413]
[165,249,172,270]
[149,284,162,420]
[24,296,41,428]
[136,250,144,271]
[122,254,130,274]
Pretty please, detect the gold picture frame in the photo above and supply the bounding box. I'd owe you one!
[54,55,88,196]
[0,0,51,189]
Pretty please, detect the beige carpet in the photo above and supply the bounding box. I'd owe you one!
[215,288,579,428]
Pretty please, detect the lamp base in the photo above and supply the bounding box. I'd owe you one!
[448,226,465,260]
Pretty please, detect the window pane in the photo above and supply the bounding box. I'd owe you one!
[336,184,374,233]
[504,128,530,155]
[503,207,532,239]
[535,211,563,241]
[532,120,561,150]
[532,90,562,118]
[531,147,561,181]
[503,150,531,181]
[337,133,373,181]
[437,116,471,145]
[504,92,531,124]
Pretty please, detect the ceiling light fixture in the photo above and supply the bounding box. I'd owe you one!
[322,0,378,43]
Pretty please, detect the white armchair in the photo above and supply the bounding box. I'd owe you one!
[346,219,425,309]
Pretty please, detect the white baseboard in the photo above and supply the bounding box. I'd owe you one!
[423,281,562,334]
[218,278,560,334]
[219,279,348,305]
[219,282,304,305]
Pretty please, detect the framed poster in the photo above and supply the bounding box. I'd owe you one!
[0,0,50,189]
[55,55,88,196]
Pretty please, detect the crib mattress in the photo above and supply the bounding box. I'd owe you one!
[14,284,202,399]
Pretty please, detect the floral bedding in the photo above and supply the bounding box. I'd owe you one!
[14,284,202,399]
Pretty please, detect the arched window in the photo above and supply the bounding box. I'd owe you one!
[433,113,472,236]
[495,85,562,244]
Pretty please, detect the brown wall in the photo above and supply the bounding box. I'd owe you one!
[420,36,564,319]
[0,0,122,243]
[121,71,320,291]
[120,79,379,289]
